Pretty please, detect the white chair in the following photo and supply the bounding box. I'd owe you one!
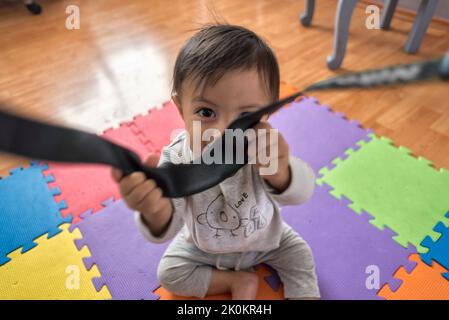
[300,0,439,69]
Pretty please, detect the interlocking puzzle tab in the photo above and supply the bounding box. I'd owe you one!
[130,101,185,154]
[0,224,111,299]
[0,161,72,265]
[421,211,449,280]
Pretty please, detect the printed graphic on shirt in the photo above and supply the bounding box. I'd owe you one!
[196,193,267,238]
[244,205,267,238]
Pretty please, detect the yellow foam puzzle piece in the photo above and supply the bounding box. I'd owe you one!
[0,224,111,300]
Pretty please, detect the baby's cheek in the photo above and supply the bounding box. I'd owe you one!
[184,124,208,155]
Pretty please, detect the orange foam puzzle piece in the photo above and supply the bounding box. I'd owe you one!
[279,81,298,99]
[378,254,449,300]
[154,265,284,300]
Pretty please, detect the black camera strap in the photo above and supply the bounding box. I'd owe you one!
[1,52,447,197]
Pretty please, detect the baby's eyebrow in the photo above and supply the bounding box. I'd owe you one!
[192,96,263,110]
[192,96,217,106]
[238,104,263,110]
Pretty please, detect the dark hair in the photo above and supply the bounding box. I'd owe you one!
[172,24,280,103]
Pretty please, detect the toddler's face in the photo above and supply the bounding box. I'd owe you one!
[173,68,271,153]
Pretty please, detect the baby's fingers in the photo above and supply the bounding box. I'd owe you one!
[119,172,146,196]
[125,179,157,208]
[140,187,166,213]
[111,168,123,182]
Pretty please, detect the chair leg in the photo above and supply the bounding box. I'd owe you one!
[404,0,438,54]
[381,0,399,30]
[24,0,42,15]
[327,0,359,70]
[300,0,315,27]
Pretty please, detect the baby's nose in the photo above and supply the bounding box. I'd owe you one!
[215,119,232,134]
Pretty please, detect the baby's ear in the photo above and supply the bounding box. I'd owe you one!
[172,94,183,117]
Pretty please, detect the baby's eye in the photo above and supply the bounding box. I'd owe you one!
[196,108,216,119]
[239,111,251,117]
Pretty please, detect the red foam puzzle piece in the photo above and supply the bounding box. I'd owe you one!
[131,101,185,153]
[48,123,153,222]
[48,102,184,223]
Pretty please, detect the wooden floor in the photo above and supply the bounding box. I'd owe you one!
[1,0,448,174]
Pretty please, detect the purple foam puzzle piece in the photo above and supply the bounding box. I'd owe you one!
[279,183,416,300]
[263,264,282,292]
[268,97,371,173]
[71,199,170,300]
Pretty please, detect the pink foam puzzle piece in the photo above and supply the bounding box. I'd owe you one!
[102,123,151,161]
[48,163,120,223]
[48,123,153,223]
[131,101,185,153]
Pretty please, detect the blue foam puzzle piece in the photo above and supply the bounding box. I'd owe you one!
[0,162,72,265]
[420,211,449,279]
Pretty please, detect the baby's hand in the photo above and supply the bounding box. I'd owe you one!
[111,153,173,235]
[251,121,291,193]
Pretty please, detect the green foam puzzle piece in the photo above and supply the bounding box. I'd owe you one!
[318,134,449,253]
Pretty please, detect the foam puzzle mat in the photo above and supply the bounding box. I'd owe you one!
[130,101,185,154]
[281,183,416,299]
[0,161,72,265]
[378,254,449,300]
[46,118,153,223]
[1,82,448,299]
[420,211,449,280]
[46,101,184,223]
[317,134,449,253]
[0,224,110,299]
[268,97,371,173]
[72,198,170,300]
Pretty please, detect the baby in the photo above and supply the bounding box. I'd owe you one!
[112,24,320,300]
